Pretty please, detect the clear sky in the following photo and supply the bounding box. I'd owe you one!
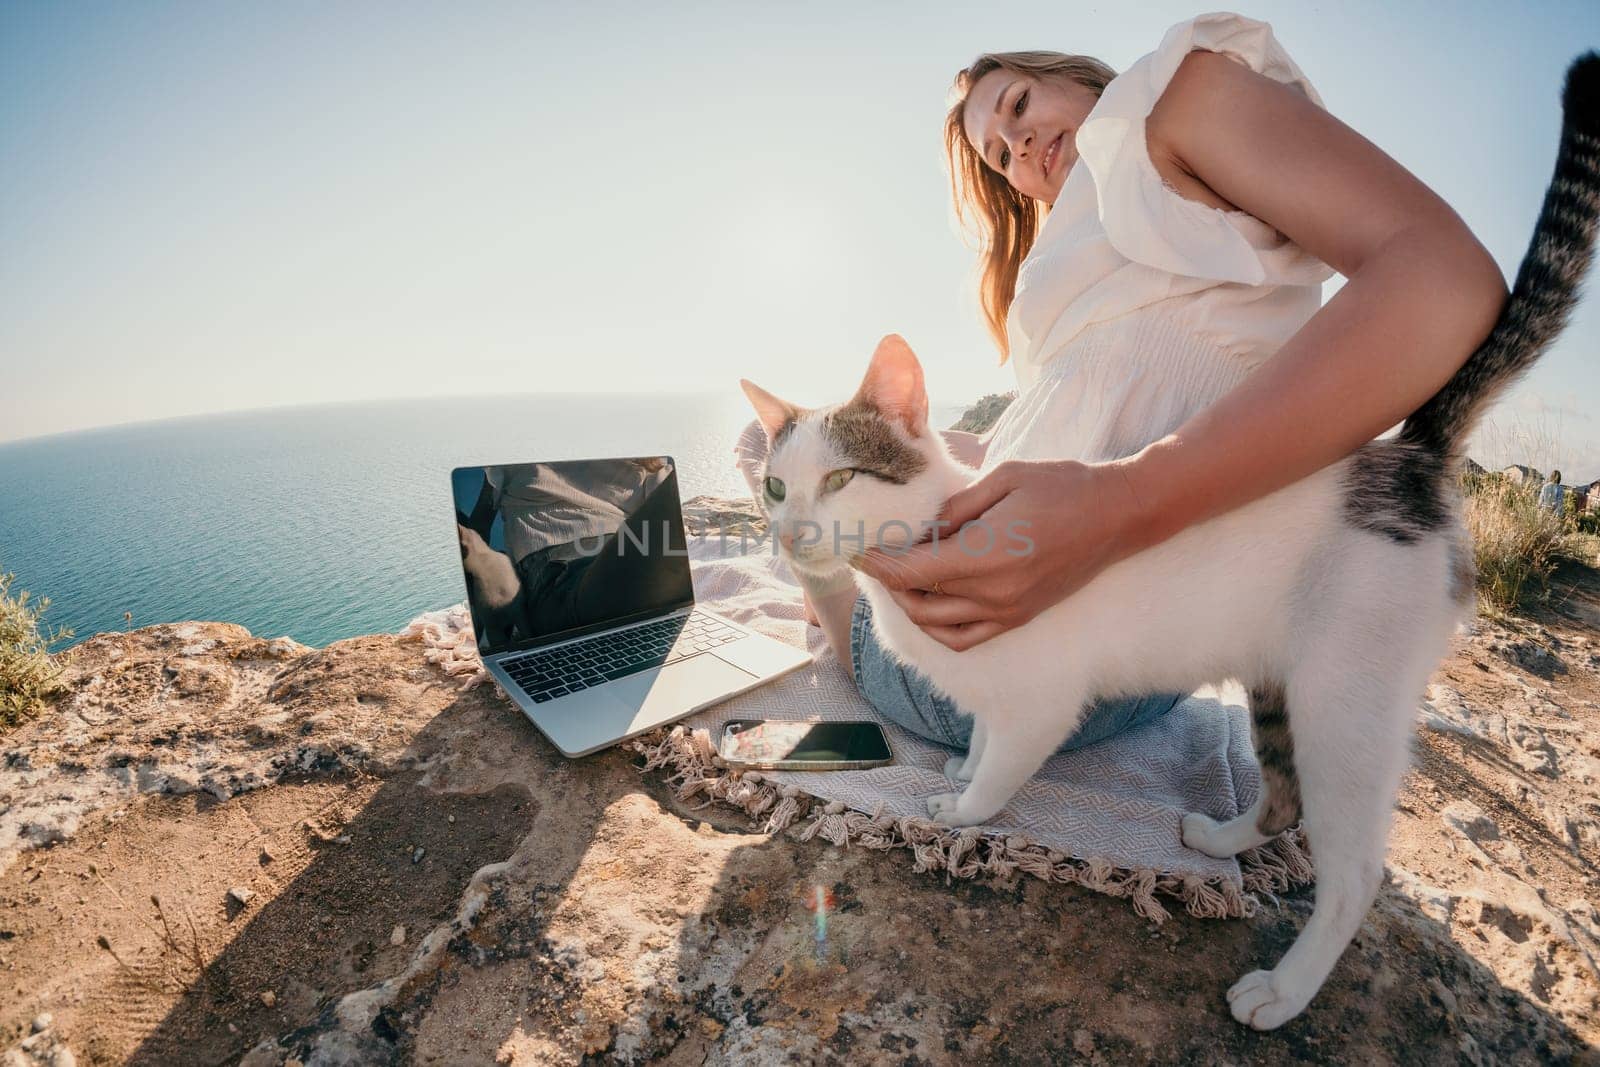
[3,2,1598,472]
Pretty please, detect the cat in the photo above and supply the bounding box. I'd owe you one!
[738,56,1598,1031]
[457,522,524,651]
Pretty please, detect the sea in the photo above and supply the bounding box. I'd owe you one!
[0,394,965,649]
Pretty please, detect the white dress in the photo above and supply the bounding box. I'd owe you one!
[983,12,1335,471]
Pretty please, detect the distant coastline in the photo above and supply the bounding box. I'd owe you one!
[0,393,968,651]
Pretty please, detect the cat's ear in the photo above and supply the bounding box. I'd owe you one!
[852,334,928,435]
[740,379,800,441]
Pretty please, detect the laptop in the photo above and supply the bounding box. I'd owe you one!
[450,456,812,757]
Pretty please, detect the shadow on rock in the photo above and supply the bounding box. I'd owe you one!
[123,675,639,1066]
[616,811,1595,1064]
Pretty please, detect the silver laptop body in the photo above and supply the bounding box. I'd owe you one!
[451,456,811,757]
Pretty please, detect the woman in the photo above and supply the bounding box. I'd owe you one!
[738,12,1504,752]
[1539,469,1564,513]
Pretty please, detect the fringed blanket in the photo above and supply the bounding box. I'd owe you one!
[403,536,1313,922]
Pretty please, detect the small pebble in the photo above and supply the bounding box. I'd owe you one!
[259,990,277,1008]
[227,886,255,906]
[30,1012,51,1033]
[391,925,406,946]
[335,835,351,846]
[412,847,425,864]
[447,814,455,824]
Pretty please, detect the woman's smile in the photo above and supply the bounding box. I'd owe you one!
[962,71,1099,205]
[1042,133,1064,178]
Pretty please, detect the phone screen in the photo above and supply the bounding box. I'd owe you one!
[721,720,892,765]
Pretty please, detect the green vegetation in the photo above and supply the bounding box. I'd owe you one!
[0,572,73,730]
[1464,474,1590,616]
[950,392,1016,434]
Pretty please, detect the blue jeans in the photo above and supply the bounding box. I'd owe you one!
[848,595,1184,752]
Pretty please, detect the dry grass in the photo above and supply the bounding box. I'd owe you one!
[1464,476,1587,615]
[0,571,73,731]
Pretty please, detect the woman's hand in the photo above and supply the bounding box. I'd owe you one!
[853,458,1147,650]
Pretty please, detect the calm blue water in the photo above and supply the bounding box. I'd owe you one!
[0,395,963,649]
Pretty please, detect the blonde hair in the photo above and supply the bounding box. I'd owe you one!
[944,52,1117,361]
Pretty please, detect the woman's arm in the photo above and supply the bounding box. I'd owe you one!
[857,50,1507,650]
[1125,50,1506,547]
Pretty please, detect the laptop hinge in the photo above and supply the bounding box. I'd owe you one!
[488,604,696,662]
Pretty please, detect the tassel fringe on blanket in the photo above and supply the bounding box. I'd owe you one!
[402,602,1315,924]
[629,723,1313,924]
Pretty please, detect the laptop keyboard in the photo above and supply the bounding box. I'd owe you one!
[499,611,747,703]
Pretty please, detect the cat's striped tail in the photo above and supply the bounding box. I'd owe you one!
[1398,53,1600,460]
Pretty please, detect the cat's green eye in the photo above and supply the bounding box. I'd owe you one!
[823,468,855,493]
[764,475,786,501]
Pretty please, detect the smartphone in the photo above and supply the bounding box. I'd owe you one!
[719,719,894,771]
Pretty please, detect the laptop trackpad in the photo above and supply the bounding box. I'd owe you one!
[608,654,759,730]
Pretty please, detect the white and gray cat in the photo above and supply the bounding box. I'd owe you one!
[739,58,1598,1030]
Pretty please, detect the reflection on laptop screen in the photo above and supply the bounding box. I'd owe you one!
[450,457,694,655]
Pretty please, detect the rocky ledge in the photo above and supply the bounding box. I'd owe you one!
[1,501,1597,1065]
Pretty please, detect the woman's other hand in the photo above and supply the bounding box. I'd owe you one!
[853,458,1147,650]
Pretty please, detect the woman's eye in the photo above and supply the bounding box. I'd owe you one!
[764,475,786,501]
[996,89,1029,170]
[823,469,855,493]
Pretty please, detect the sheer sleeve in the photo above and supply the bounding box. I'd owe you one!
[1072,11,1334,287]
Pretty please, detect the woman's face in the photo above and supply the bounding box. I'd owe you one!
[962,69,1100,205]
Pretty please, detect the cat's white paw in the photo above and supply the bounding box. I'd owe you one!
[1227,969,1309,1030]
[942,755,974,781]
[1181,812,1227,857]
[928,794,991,827]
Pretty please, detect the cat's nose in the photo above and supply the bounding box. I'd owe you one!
[778,529,796,552]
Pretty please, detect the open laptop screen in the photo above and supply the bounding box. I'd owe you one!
[450,457,694,656]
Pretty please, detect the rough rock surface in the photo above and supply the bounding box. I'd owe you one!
[2,504,1598,1064]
